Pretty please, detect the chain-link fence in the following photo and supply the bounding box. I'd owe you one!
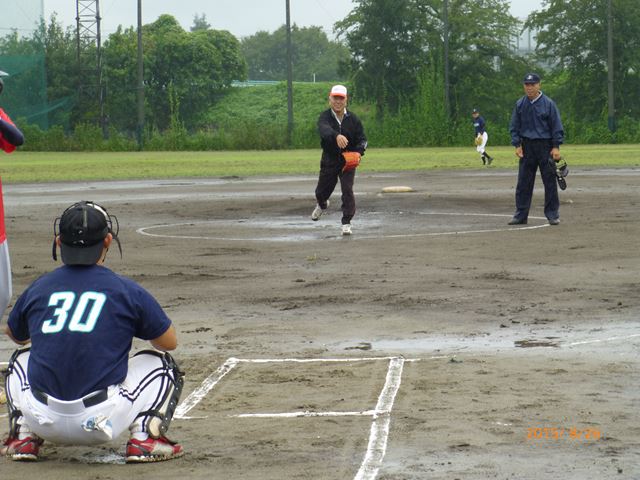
[0,0,50,129]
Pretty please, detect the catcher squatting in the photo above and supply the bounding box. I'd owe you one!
[2,201,185,463]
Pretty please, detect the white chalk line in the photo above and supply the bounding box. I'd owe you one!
[356,223,548,240]
[231,356,432,363]
[561,333,640,347]
[174,357,239,419]
[175,356,427,420]
[214,357,405,480]
[354,357,405,480]
[232,410,378,419]
[136,212,549,242]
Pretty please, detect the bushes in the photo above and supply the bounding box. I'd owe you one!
[12,82,640,151]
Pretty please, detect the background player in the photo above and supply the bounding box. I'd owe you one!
[2,201,184,462]
[0,76,25,320]
[311,84,367,236]
[471,108,493,166]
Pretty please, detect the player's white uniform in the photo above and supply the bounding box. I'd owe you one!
[476,131,489,155]
[6,349,180,444]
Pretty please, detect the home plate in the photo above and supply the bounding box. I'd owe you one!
[381,186,414,193]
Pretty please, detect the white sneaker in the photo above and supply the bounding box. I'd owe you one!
[341,224,352,235]
[311,200,329,221]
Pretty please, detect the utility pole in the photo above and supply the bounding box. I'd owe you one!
[75,0,104,134]
[285,0,294,147]
[606,0,615,132]
[443,0,450,119]
[136,0,144,148]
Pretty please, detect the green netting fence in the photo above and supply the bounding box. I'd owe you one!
[1,0,51,129]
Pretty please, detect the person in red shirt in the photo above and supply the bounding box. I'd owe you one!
[0,76,25,319]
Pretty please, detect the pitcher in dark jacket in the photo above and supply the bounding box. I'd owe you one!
[311,84,367,236]
[508,73,564,226]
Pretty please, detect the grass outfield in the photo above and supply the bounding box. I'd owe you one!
[2,144,639,183]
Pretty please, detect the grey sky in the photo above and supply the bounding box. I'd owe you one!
[39,0,542,38]
[2,1,544,39]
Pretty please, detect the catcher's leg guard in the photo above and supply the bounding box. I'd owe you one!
[133,350,184,438]
[4,348,31,438]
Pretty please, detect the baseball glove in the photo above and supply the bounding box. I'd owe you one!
[550,157,569,190]
[342,151,361,172]
[474,135,483,146]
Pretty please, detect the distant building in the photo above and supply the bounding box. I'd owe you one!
[513,24,537,55]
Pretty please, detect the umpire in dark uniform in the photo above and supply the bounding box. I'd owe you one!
[508,73,564,226]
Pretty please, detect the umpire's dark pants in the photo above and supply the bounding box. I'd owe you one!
[513,138,559,221]
[315,164,356,225]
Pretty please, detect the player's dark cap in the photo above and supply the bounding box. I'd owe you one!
[523,73,541,84]
[472,108,479,114]
[53,201,120,265]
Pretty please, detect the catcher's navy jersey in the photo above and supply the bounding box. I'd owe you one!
[7,265,172,400]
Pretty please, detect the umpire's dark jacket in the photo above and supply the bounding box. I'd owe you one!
[509,94,564,148]
[317,109,367,168]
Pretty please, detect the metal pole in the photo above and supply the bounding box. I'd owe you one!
[136,0,145,148]
[285,0,294,146]
[443,0,450,119]
[606,0,615,132]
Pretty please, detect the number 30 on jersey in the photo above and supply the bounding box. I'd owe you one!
[42,291,107,334]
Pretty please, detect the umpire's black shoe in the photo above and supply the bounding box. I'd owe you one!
[508,217,527,225]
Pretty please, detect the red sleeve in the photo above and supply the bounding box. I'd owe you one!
[0,109,17,153]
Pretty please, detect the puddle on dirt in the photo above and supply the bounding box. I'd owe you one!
[514,339,560,348]
[337,334,516,354]
[332,320,640,355]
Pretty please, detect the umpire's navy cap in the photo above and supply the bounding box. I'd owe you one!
[523,73,541,84]
[57,201,110,265]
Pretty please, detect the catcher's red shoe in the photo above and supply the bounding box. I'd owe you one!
[1,435,44,461]
[125,435,184,463]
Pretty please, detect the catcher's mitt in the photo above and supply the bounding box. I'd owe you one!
[342,151,361,172]
[474,135,483,146]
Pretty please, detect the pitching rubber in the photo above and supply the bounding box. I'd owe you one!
[381,186,414,193]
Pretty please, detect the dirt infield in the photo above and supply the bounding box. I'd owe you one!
[1,167,639,479]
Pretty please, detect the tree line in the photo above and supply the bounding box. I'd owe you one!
[0,0,639,151]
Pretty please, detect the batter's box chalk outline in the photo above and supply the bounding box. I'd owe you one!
[174,356,422,480]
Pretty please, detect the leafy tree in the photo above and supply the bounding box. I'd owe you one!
[241,25,350,82]
[443,0,529,130]
[336,0,524,123]
[526,0,640,122]
[103,14,246,132]
[336,0,428,117]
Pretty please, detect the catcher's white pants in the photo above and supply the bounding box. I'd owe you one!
[6,349,175,445]
[0,240,12,319]
[476,132,488,154]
